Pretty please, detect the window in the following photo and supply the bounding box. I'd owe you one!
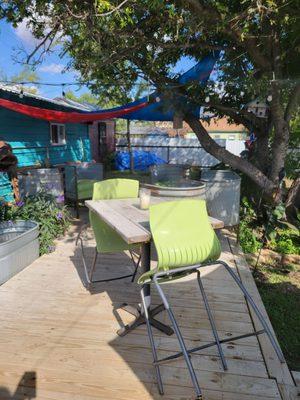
[50,123,66,145]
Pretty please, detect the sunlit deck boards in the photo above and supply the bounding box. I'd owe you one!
[0,223,295,399]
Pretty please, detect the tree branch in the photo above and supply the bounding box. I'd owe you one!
[183,0,272,72]
[95,0,131,16]
[25,24,60,65]
[185,114,277,197]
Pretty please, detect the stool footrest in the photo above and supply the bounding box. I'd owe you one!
[154,329,265,365]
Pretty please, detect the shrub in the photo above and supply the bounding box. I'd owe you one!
[239,197,299,255]
[239,221,261,254]
[269,229,300,255]
[1,192,70,255]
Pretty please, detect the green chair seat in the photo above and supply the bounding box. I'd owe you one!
[77,179,98,200]
[138,199,221,284]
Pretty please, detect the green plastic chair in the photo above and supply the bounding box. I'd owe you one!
[76,179,141,288]
[138,199,285,399]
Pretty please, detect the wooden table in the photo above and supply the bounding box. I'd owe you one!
[85,197,224,336]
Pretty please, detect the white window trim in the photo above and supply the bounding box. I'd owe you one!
[50,123,67,146]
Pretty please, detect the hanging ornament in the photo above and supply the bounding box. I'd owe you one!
[240,91,245,97]
[205,96,210,103]
[155,96,161,102]
[267,94,272,102]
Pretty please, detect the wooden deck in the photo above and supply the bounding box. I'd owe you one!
[0,220,297,400]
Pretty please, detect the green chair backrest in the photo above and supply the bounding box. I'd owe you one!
[92,178,139,200]
[150,199,221,272]
[90,179,139,253]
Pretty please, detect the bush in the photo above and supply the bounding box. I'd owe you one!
[269,229,300,255]
[239,221,261,253]
[1,193,70,255]
[239,197,299,255]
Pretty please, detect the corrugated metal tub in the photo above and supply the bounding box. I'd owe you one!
[0,221,39,285]
[201,170,241,226]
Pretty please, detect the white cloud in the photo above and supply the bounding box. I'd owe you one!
[39,63,65,74]
[14,19,40,46]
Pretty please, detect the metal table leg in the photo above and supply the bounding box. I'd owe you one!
[116,241,174,337]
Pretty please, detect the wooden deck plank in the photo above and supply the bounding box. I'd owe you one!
[226,233,295,387]
[0,224,289,399]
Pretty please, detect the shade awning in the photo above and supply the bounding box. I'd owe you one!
[0,53,219,123]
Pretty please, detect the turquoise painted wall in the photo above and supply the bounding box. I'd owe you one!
[0,108,92,201]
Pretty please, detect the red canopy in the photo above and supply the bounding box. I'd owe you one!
[0,98,148,123]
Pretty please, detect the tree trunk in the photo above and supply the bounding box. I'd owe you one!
[269,83,290,183]
[285,176,300,223]
[254,133,270,174]
[185,115,278,200]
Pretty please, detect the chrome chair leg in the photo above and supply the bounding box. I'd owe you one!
[76,227,140,288]
[196,270,228,371]
[218,260,285,362]
[140,288,164,395]
[154,278,203,400]
[144,260,286,399]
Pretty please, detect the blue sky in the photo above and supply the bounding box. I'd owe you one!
[0,19,195,101]
[0,19,88,98]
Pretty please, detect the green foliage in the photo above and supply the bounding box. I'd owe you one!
[286,115,300,179]
[2,193,70,255]
[253,263,300,370]
[10,66,40,94]
[102,151,116,171]
[239,196,300,255]
[269,229,300,255]
[239,220,261,254]
[239,198,261,253]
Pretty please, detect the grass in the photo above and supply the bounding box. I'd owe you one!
[251,262,300,371]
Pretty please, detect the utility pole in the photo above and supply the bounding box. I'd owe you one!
[126,119,134,173]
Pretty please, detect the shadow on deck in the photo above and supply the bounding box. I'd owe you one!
[0,215,297,400]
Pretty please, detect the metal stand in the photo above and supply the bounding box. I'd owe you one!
[76,227,140,288]
[142,261,285,399]
[116,242,174,337]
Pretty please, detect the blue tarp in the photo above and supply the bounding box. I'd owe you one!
[121,53,219,121]
[115,150,166,171]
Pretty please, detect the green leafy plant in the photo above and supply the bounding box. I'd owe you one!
[239,197,299,255]
[3,192,70,255]
[239,220,261,254]
[269,229,300,255]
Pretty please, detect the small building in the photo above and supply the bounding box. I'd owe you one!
[54,97,115,162]
[0,86,115,201]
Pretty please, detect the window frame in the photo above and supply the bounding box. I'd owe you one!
[50,123,67,146]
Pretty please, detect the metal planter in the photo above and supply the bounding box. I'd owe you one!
[201,169,241,226]
[0,220,39,285]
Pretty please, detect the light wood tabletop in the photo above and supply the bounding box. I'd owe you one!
[85,197,224,245]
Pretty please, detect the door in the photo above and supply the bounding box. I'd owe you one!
[98,122,107,161]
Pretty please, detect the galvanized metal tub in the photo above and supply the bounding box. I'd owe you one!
[201,169,241,226]
[142,179,206,198]
[18,168,64,203]
[150,164,187,183]
[0,220,39,285]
